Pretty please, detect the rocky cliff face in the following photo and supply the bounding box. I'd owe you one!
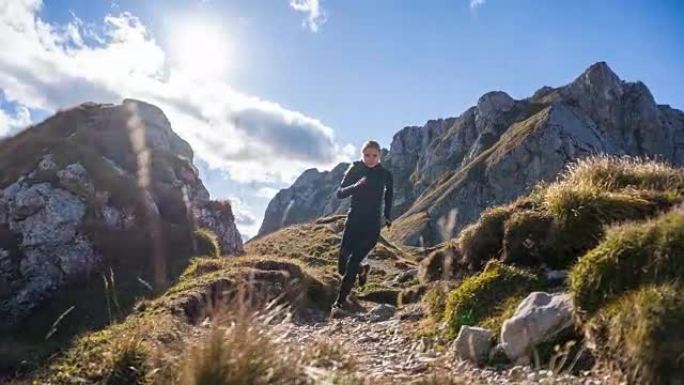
[0,99,243,329]
[256,162,351,237]
[258,62,684,245]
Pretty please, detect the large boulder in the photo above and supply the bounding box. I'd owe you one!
[500,292,574,363]
[452,325,494,364]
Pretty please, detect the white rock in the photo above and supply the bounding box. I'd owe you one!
[500,292,574,362]
[452,325,493,363]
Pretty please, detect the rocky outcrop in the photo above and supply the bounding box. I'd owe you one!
[256,162,350,237]
[394,62,684,245]
[0,99,243,329]
[0,178,98,322]
[194,200,243,255]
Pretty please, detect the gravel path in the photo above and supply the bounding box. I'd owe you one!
[271,304,619,385]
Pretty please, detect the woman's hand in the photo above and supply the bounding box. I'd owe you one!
[353,176,368,188]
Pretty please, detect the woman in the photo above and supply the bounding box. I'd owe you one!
[334,140,393,308]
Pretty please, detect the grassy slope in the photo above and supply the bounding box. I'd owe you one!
[29,215,416,384]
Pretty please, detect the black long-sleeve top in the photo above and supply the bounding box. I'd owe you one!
[336,160,394,222]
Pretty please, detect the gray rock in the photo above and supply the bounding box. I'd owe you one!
[395,268,418,283]
[103,205,123,229]
[369,303,396,322]
[0,181,99,325]
[256,163,350,237]
[500,292,574,363]
[453,325,494,363]
[193,201,244,256]
[7,183,85,247]
[38,154,57,172]
[122,99,194,159]
[57,163,95,197]
[0,99,245,330]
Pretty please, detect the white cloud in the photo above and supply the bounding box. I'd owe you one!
[227,196,260,239]
[0,103,31,135]
[0,0,348,186]
[256,187,279,199]
[289,0,326,32]
[470,0,486,9]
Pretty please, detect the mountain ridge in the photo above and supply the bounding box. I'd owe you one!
[258,62,684,246]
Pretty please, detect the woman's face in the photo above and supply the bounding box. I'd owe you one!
[362,147,381,167]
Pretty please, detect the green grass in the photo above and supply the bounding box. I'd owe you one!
[36,251,339,384]
[569,205,684,317]
[585,283,684,385]
[193,228,221,258]
[443,261,544,338]
[444,156,684,272]
[458,206,512,271]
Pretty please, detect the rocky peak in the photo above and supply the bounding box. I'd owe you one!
[569,61,624,100]
[475,91,515,123]
[256,163,350,237]
[122,99,194,159]
[562,62,625,128]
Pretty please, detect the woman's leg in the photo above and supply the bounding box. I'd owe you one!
[337,246,352,276]
[335,230,379,305]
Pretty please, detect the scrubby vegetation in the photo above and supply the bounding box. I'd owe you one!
[454,156,684,272]
[585,284,684,385]
[36,252,337,384]
[29,215,417,384]
[193,227,221,258]
[569,205,684,317]
[564,204,684,383]
[442,261,543,337]
[415,156,684,382]
[246,216,416,304]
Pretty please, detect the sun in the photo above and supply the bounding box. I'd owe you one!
[171,21,231,78]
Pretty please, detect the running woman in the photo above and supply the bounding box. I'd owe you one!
[334,140,393,308]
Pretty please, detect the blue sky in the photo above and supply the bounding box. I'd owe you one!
[1,0,683,238]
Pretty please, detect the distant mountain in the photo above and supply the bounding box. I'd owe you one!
[258,62,684,245]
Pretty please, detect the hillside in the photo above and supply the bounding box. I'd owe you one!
[13,155,683,385]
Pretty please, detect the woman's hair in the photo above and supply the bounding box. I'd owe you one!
[361,140,381,152]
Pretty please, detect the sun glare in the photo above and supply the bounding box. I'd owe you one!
[171,21,231,78]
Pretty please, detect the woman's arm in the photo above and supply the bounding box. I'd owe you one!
[336,163,365,199]
[383,170,394,221]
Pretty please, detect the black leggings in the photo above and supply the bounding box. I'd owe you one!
[337,220,380,302]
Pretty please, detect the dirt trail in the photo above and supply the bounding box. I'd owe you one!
[269,300,611,385]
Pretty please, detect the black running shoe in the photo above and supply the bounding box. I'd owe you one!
[358,264,371,287]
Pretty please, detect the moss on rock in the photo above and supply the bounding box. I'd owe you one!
[193,228,221,258]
